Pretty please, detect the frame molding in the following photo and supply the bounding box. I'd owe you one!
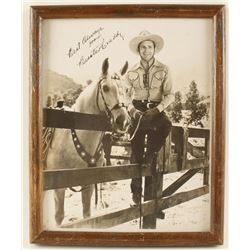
[30,4,226,246]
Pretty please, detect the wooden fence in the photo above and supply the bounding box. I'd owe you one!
[43,108,210,229]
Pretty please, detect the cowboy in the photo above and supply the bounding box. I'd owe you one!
[126,31,174,205]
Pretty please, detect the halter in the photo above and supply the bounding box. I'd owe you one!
[71,77,127,172]
[71,128,103,164]
[96,77,126,120]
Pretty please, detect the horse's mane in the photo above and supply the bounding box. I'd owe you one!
[73,78,100,114]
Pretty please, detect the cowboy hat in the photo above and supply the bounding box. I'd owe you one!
[129,31,164,54]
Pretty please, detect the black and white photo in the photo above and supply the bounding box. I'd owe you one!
[29,4,226,246]
[42,18,212,232]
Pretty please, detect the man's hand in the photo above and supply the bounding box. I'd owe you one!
[129,107,143,120]
[142,107,160,122]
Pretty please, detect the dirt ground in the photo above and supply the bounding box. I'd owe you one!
[43,171,210,232]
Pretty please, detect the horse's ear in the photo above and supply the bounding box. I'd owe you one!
[120,61,128,76]
[102,58,109,76]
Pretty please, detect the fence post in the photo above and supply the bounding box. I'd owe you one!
[182,127,189,170]
[142,154,157,229]
[172,127,185,171]
[203,137,210,185]
[102,133,112,165]
[167,131,172,172]
[161,131,172,173]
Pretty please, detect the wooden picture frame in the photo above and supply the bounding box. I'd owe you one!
[30,4,226,246]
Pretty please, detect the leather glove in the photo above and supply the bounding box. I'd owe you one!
[142,107,160,122]
[129,107,143,120]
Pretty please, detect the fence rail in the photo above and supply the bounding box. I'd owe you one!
[42,108,210,229]
[44,158,207,191]
[60,186,209,229]
[43,108,209,136]
[43,108,111,131]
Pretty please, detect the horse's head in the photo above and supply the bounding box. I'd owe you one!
[97,58,130,134]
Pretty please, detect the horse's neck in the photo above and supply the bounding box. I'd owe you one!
[72,82,104,155]
[74,83,99,114]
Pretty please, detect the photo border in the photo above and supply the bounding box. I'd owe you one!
[30,4,226,246]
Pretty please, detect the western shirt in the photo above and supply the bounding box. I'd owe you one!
[125,59,174,112]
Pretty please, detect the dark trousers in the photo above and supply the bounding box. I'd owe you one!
[130,101,172,194]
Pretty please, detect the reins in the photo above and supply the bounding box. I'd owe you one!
[128,115,143,141]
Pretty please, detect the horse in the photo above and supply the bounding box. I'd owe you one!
[45,58,130,226]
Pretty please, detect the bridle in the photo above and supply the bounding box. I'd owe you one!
[71,77,127,167]
[96,77,126,121]
[69,77,128,193]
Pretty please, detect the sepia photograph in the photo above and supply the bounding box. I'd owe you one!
[30,4,225,246]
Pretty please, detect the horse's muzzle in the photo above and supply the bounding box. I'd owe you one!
[113,115,130,134]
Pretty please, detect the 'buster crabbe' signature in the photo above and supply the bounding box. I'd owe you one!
[77,31,124,67]
[67,27,104,58]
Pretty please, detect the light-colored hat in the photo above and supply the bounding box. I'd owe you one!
[129,31,164,54]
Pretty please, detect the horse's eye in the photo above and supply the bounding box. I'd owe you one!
[102,85,109,92]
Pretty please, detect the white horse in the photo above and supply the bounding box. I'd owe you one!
[46,58,130,225]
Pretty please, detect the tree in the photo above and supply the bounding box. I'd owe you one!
[185,81,207,127]
[171,91,183,123]
[185,81,199,110]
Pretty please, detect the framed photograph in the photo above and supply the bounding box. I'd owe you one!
[30,4,226,246]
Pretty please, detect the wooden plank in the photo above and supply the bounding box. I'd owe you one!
[165,157,206,174]
[187,142,205,158]
[30,8,43,242]
[43,108,209,138]
[171,127,184,171]
[102,133,112,165]
[167,134,172,172]
[162,153,178,173]
[158,133,172,173]
[109,155,130,160]
[188,127,210,139]
[171,125,185,138]
[33,5,223,19]
[143,156,157,229]
[159,186,209,210]
[43,108,111,131]
[181,128,189,170]
[203,137,210,185]
[43,164,151,191]
[162,168,201,197]
[171,125,210,139]
[60,186,209,229]
[44,156,206,191]
[111,141,131,147]
[183,158,206,170]
[61,200,155,229]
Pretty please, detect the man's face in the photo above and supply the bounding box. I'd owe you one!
[138,40,155,62]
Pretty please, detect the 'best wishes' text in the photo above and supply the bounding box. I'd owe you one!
[66,28,124,67]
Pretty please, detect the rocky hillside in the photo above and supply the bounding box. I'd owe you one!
[42,70,84,107]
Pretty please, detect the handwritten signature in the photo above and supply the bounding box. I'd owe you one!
[77,31,124,67]
[67,27,104,58]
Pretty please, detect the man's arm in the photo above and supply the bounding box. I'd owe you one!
[125,72,142,119]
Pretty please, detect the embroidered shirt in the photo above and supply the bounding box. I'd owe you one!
[125,59,174,112]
